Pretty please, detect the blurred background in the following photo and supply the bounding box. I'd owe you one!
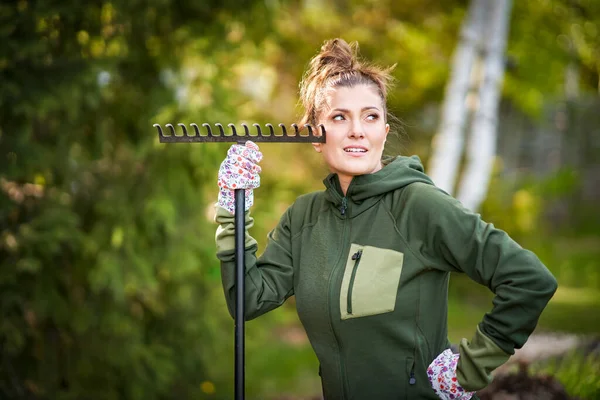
[1,0,599,399]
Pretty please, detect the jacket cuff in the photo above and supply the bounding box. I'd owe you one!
[214,205,257,254]
[456,325,511,391]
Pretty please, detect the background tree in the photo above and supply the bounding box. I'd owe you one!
[456,0,513,211]
[426,0,488,195]
[0,1,279,398]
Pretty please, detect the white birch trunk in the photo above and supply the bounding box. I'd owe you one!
[456,0,513,211]
[426,0,487,195]
[565,61,580,100]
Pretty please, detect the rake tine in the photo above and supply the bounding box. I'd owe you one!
[317,124,326,137]
[304,124,313,136]
[191,123,201,136]
[291,123,299,135]
[153,123,164,138]
[215,123,226,136]
[228,123,238,137]
[166,123,176,136]
[253,123,262,136]
[242,123,250,136]
[279,123,287,136]
[265,123,275,136]
[202,123,213,136]
[178,123,189,136]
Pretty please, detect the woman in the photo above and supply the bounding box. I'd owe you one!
[214,39,557,400]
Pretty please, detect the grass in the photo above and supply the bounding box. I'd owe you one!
[530,351,600,400]
[536,286,600,335]
[245,340,321,400]
[447,284,600,341]
[446,268,600,340]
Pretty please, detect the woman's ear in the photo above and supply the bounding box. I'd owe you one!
[385,123,390,135]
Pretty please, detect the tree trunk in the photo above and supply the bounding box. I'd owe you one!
[426,0,487,195]
[456,0,513,211]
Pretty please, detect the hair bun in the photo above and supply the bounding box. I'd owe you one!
[316,38,357,72]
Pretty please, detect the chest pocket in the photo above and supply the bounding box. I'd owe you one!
[339,244,404,320]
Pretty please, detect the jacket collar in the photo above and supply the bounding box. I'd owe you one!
[322,156,434,218]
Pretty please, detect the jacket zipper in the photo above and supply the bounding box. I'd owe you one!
[328,182,353,399]
[327,203,350,399]
[346,249,363,314]
[340,197,348,216]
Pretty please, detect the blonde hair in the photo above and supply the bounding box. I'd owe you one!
[299,38,395,126]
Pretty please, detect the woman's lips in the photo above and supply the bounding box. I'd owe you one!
[344,146,368,157]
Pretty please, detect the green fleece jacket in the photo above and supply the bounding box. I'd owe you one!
[215,156,557,400]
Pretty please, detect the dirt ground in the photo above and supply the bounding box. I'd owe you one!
[477,332,599,400]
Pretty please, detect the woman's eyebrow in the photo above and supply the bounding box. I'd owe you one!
[330,106,381,113]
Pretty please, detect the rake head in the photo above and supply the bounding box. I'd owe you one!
[153,122,326,143]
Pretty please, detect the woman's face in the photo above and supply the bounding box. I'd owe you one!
[313,84,390,183]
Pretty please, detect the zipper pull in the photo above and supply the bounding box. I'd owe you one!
[351,250,362,260]
[340,197,348,216]
[409,371,416,385]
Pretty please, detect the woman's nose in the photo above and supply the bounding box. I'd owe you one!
[349,119,365,138]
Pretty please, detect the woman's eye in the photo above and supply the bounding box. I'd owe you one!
[333,114,345,121]
[366,114,379,120]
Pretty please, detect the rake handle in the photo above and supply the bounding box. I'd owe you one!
[234,188,245,400]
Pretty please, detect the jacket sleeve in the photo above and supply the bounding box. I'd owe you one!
[214,205,295,321]
[406,183,558,391]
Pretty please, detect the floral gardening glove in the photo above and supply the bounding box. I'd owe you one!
[217,141,263,215]
[427,349,474,400]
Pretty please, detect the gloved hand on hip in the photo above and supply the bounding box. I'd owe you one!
[217,141,263,215]
[427,349,474,400]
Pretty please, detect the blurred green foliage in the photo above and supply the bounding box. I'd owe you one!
[0,0,280,398]
[531,350,600,400]
[1,0,599,399]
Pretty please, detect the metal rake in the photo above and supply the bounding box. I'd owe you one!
[153,122,326,400]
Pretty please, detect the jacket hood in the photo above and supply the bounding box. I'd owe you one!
[323,155,435,216]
